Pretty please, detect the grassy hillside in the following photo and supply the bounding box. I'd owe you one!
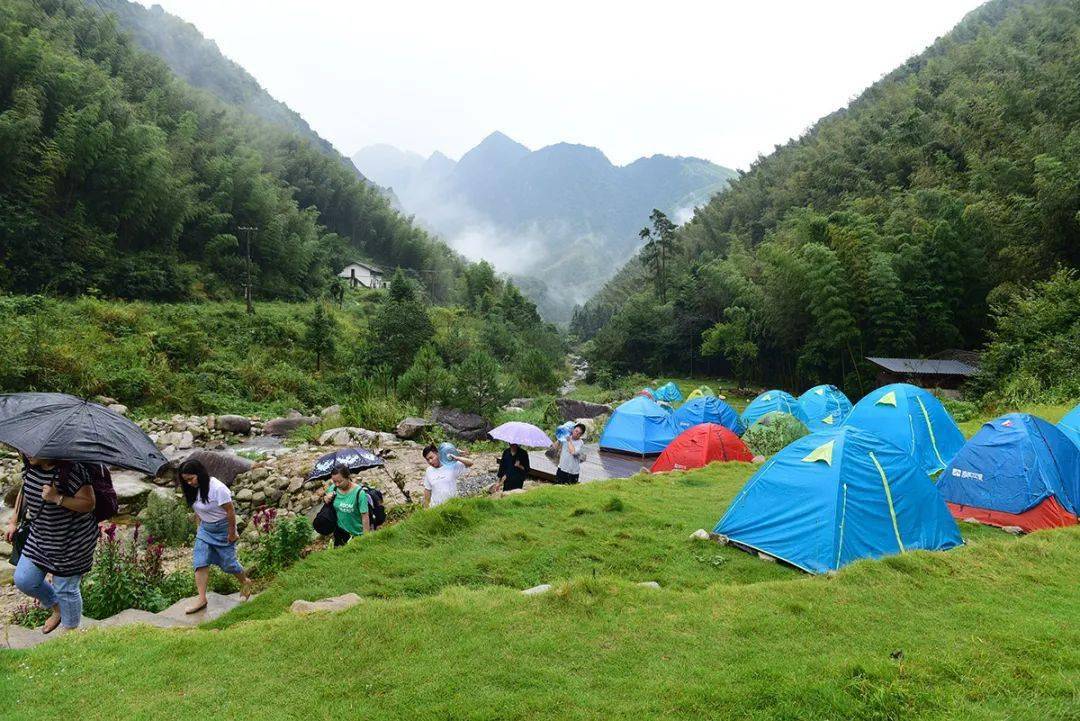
[574,0,1080,397]
[2,463,1077,719]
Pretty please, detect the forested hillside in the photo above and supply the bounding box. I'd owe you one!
[0,0,462,301]
[574,0,1079,400]
[84,0,364,181]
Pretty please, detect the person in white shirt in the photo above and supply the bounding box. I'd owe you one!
[179,458,251,613]
[421,444,474,508]
[555,423,587,484]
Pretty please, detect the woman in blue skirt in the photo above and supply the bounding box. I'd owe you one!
[178,458,251,613]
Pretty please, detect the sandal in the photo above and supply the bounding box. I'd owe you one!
[240,579,253,600]
[41,610,62,635]
[184,600,208,615]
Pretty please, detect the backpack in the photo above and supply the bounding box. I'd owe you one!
[60,462,118,522]
[361,484,386,529]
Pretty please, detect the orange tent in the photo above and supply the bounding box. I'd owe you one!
[650,423,753,472]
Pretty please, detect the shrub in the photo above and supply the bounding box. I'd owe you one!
[242,509,312,578]
[81,524,169,619]
[941,398,978,423]
[743,412,809,457]
[8,600,50,629]
[142,494,196,547]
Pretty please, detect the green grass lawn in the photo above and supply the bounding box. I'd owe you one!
[3,462,1078,720]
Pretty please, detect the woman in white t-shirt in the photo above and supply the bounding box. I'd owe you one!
[179,459,251,613]
[421,444,474,508]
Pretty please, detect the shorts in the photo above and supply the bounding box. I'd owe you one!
[192,538,244,575]
[554,469,580,485]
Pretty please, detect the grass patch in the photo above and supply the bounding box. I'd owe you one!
[0,463,1076,719]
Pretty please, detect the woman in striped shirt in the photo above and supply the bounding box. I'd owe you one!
[5,457,98,633]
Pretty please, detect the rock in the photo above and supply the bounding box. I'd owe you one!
[395,417,433,440]
[318,427,355,446]
[509,398,534,409]
[637,581,661,589]
[252,491,266,504]
[1002,525,1024,535]
[110,471,156,513]
[503,406,525,414]
[752,455,766,463]
[176,431,194,450]
[320,404,343,419]
[690,528,711,541]
[267,488,283,502]
[521,584,552,596]
[555,398,612,421]
[93,395,118,406]
[107,403,129,417]
[182,450,253,486]
[757,552,776,563]
[264,416,319,436]
[573,418,598,436]
[235,488,253,502]
[377,432,398,448]
[215,415,252,435]
[287,479,304,493]
[0,540,11,558]
[290,593,362,615]
[431,406,493,442]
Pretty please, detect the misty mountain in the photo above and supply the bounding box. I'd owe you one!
[353,132,736,321]
[85,0,367,182]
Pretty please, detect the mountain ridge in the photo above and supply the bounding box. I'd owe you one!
[352,134,737,321]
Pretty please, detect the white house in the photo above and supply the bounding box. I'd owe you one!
[338,261,384,289]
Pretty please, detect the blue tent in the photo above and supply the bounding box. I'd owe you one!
[715,426,962,574]
[654,382,684,404]
[842,384,964,476]
[741,390,809,429]
[1059,403,1080,448]
[798,384,853,431]
[938,413,1080,530]
[673,396,744,436]
[598,395,678,455]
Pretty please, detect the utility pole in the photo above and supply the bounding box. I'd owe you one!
[238,226,258,314]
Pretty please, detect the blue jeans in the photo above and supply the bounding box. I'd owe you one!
[13,555,84,629]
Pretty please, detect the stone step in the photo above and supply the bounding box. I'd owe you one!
[0,623,49,650]
[87,608,188,629]
[156,591,245,625]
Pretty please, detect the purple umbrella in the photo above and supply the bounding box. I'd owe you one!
[489,421,552,448]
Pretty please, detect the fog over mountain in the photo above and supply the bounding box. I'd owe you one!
[353,133,736,321]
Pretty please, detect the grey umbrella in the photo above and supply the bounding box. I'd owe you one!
[0,393,167,475]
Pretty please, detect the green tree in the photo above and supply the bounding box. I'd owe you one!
[639,209,680,302]
[452,351,507,418]
[304,302,337,372]
[370,294,435,376]
[398,344,452,411]
[515,348,559,394]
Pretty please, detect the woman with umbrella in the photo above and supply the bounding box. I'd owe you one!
[0,392,169,633]
[487,422,551,497]
[321,464,370,547]
[7,457,97,634]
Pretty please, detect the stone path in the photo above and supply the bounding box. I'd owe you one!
[0,591,248,650]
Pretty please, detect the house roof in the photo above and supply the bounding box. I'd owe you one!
[866,357,978,376]
[341,261,383,274]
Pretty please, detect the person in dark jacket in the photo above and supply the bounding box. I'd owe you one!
[492,443,530,496]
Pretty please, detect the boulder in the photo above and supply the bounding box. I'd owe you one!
[107,403,129,417]
[395,417,433,440]
[235,488,253,502]
[431,406,493,442]
[291,593,361,615]
[573,417,598,436]
[320,404,343,419]
[555,398,612,421]
[509,398,535,409]
[182,450,253,486]
[637,581,661,589]
[176,431,195,450]
[264,416,319,437]
[110,470,156,513]
[690,528,711,541]
[93,395,118,406]
[215,415,252,435]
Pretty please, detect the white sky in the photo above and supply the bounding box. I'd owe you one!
[137,0,983,169]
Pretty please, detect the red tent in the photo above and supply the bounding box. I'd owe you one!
[650,423,753,472]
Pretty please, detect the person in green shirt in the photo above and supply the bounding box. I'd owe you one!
[322,465,370,547]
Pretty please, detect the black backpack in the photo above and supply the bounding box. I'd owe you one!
[60,461,118,522]
[361,484,386,529]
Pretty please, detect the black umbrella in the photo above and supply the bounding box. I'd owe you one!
[306,447,384,482]
[0,393,168,475]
